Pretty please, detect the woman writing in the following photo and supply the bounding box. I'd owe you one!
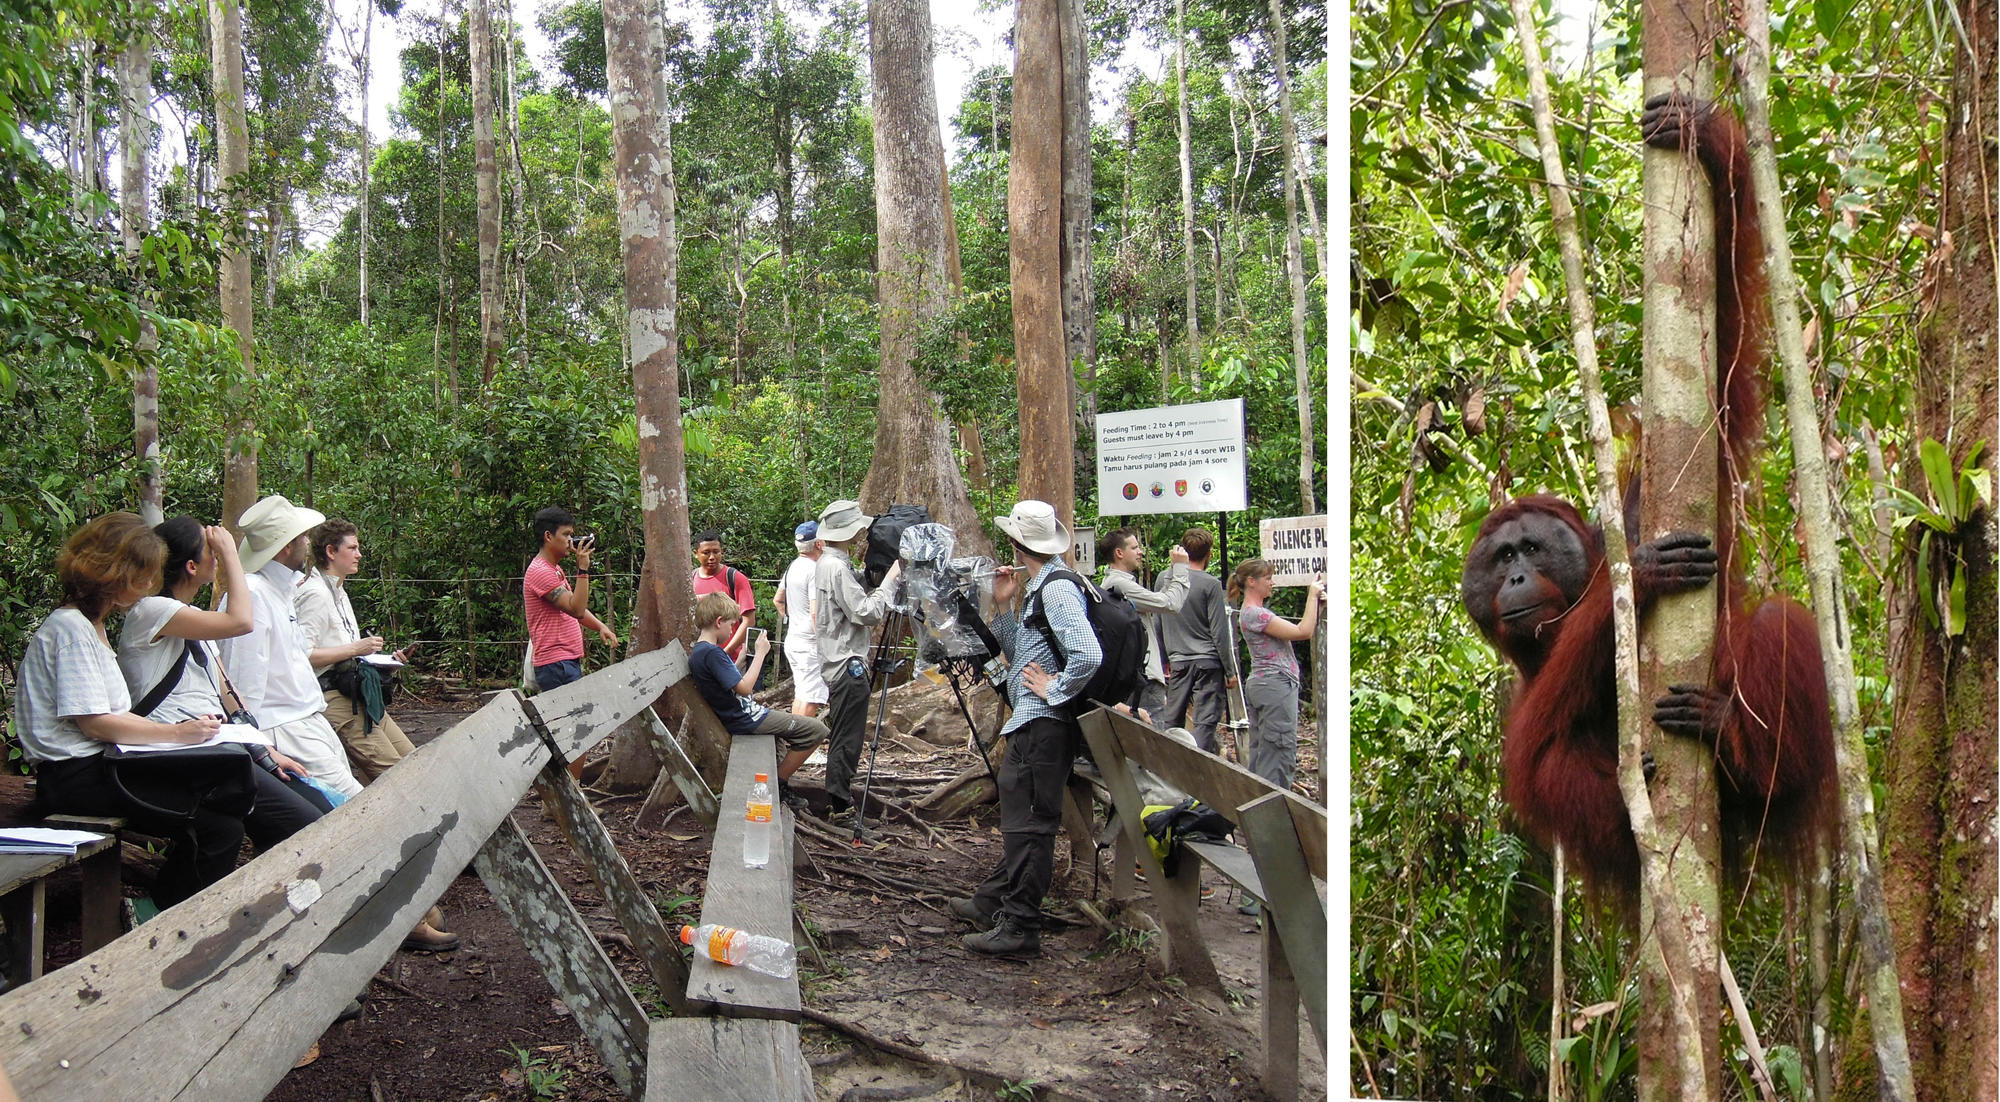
[118,516,328,842]
[16,514,240,907]
[1227,559,1323,792]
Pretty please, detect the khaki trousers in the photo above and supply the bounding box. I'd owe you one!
[322,689,415,785]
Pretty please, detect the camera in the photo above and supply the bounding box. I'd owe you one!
[568,533,596,550]
[227,708,259,728]
[897,523,1008,690]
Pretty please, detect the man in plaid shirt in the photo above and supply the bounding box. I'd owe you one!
[951,500,1100,957]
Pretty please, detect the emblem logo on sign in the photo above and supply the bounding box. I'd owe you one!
[1175,479,1188,496]
[1122,483,1139,500]
[1150,482,1165,498]
[1200,478,1214,494]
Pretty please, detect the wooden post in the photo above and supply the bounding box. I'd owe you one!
[1238,790,1326,1046]
[1079,711,1219,990]
[527,743,690,1014]
[476,817,650,1094]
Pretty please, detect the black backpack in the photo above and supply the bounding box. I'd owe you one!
[864,504,932,588]
[1024,569,1146,718]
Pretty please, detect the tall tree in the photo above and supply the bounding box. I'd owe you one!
[1057,0,1094,499]
[470,0,502,385]
[210,0,258,528]
[336,0,376,326]
[1173,0,1200,390]
[1880,0,1998,1095]
[118,10,161,524]
[601,0,693,781]
[1011,0,1071,523]
[857,0,983,537]
[1635,0,1723,1091]
[1268,0,1313,513]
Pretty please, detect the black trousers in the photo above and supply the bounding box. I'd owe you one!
[823,659,870,809]
[36,756,324,909]
[1161,663,1227,752]
[970,716,1077,927]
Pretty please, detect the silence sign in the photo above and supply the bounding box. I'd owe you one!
[1259,515,1327,587]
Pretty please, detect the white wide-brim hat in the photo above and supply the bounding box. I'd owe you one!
[817,499,873,543]
[237,494,326,573]
[995,500,1070,557]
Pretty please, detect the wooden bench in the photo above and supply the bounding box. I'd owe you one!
[646,726,814,1101]
[0,825,120,992]
[1080,708,1327,1102]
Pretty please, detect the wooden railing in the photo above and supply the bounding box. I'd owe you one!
[1081,707,1328,1101]
[0,643,706,1100]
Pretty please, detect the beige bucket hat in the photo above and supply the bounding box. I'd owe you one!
[236,494,326,572]
[995,500,1070,557]
[817,500,873,543]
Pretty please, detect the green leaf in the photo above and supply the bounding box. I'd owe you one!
[1948,566,1966,638]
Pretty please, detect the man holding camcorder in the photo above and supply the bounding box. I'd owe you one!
[524,506,619,778]
[951,499,1100,958]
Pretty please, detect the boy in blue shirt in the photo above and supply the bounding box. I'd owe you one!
[690,592,828,809]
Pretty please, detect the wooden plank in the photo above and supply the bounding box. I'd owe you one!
[647,707,719,829]
[1260,913,1301,1102]
[0,692,546,1100]
[1184,840,1264,899]
[526,748,689,1014]
[76,843,120,953]
[645,1017,815,1102]
[1238,791,1327,1048]
[530,642,688,762]
[667,677,734,787]
[1079,712,1218,990]
[1100,708,1328,876]
[476,816,648,1095]
[0,877,45,990]
[686,734,801,1018]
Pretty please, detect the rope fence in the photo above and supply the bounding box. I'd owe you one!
[340,570,918,688]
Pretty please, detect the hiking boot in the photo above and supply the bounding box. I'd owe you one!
[778,782,810,813]
[828,805,859,829]
[961,914,1041,956]
[1238,897,1262,917]
[402,921,461,952]
[948,896,995,929]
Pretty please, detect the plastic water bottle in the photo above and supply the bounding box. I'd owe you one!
[743,772,773,868]
[679,923,796,979]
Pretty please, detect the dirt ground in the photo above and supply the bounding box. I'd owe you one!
[16,678,1328,1102]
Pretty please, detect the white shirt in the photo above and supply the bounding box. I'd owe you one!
[781,556,818,651]
[218,560,326,728]
[117,595,228,723]
[15,608,127,762]
[295,568,360,652]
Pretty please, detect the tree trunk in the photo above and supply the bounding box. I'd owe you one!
[358,0,372,327]
[601,0,694,792]
[263,196,285,309]
[858,0,987,546]
[1057,0,1095,503]
[1173,0,1201,390]
[503,0,529,368]
[1010,0,1074,527]
[471,0,503,388]
[1636,0,1722,1092]
[209,0,258,530]
[1880,0,1998,1094]
[119,29,162,526]
[1268,0,1314,514]
[433,0,450,403]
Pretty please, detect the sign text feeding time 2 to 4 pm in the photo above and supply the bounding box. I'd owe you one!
[1094,399,1248,516]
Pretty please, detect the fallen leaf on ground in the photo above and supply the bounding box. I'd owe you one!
[292,1043,320,1069]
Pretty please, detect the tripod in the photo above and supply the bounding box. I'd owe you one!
[850,609,910,844]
